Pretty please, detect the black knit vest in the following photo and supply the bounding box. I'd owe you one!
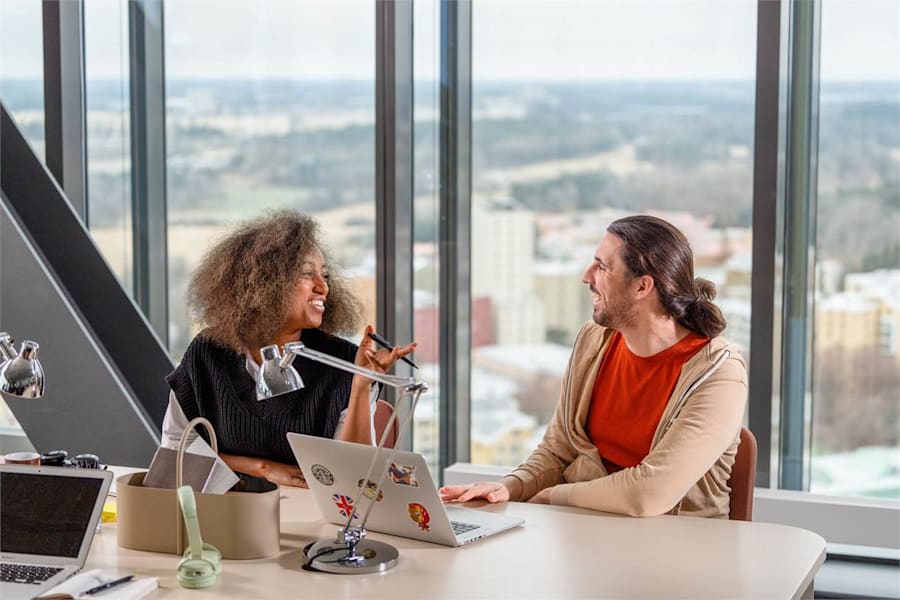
[166,329,357,465]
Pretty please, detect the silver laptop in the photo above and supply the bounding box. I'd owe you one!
[287,433,524,547]
[0,465,112,600]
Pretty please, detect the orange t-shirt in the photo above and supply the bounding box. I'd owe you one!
[586,331,709,473]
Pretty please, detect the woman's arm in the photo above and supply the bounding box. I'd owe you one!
[219,453,308,488]
[336,377,376,444]
[165,394,285,488]
[338,324,416,445]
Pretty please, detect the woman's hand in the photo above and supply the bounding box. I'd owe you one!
[354,324,417,377]
[439,481,510,504]
[220,453,308,488]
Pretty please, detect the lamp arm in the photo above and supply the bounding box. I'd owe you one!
[350,386,425,531]
[0,333,17,361]
[282,342,416,389]
[274,340,430,556]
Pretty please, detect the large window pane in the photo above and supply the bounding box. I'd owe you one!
[811,0,900,499]
[470,0,757,466]
[412,0,441,472]
[164,0,375,358]
[85,0,133,293]
[0,0,45,160]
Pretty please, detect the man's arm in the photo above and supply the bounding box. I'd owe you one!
[441,324,595,504]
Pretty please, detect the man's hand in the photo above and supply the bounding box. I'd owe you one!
[439,481,510,504]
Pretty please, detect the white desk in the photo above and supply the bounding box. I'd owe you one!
[88,484,825,599]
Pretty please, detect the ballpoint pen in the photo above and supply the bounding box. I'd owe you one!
[84,575,134,596]
[367,331,418,369]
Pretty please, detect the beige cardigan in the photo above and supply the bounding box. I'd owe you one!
[503,322,748,518]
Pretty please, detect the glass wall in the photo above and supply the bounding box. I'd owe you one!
[469,0,758,466]
[164,0,376,357]
[810,0,900,499]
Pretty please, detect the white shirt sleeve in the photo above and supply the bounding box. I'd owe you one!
[332,383,379,445]
[161,392,194,450]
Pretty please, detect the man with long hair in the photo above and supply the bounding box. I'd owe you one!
[441,215,747,518]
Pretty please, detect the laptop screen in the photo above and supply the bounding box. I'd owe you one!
[0,471,104,558]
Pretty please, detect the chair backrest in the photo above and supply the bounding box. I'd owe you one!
[728,426,758,521]
[374,399,398,449]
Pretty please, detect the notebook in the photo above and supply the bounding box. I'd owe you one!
[40,569,157,600]
[287,433,524,547]
[0,465,112,600]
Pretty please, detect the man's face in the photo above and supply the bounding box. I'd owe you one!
[581,233,637,329]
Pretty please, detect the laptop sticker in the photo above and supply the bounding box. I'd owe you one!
[388,462,419,487]
[407,502,431,532]
[357,478,384,502]
[311,464,334,486]
[332,494,359,519]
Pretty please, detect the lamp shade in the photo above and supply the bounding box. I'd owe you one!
[0,340,45,398]
[256,344,303,400]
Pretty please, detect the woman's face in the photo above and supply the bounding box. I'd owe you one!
[284,248,330,332]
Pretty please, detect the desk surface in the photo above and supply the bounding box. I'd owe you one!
[88,481,825,599]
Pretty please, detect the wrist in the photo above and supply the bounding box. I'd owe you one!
[501,475,523,501]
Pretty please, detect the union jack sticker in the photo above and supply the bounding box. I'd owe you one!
[332,494,359,519]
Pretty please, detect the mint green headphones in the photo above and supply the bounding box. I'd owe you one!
[176,485,222,589]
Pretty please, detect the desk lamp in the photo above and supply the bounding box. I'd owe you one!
[0,332,44,398]
[257,341,428,574]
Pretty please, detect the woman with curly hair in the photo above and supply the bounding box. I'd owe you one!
[162,210,415,487]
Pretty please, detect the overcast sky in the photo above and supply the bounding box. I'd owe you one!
[1,0,897,81]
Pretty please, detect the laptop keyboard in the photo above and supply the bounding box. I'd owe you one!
[450,520,482,535]
[1,563,63,585]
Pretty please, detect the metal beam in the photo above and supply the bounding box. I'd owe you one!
[779,0,821,491]
[42,0,88,221]
[438,0,472,469]
[128,0,169,345]
[749,0,783,488]
[375,0,415,438]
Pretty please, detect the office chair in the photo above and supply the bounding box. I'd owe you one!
[374,399,398,449]
[727,427,758,521]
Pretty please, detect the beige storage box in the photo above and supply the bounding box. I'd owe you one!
[116,417,281,560]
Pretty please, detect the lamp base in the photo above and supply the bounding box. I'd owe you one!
[305,538,399,574]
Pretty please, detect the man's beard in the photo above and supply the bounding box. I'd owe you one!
[593,298,636,330]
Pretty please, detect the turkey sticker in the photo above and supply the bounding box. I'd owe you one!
[407,502,430,531]
[388,463,419,487]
